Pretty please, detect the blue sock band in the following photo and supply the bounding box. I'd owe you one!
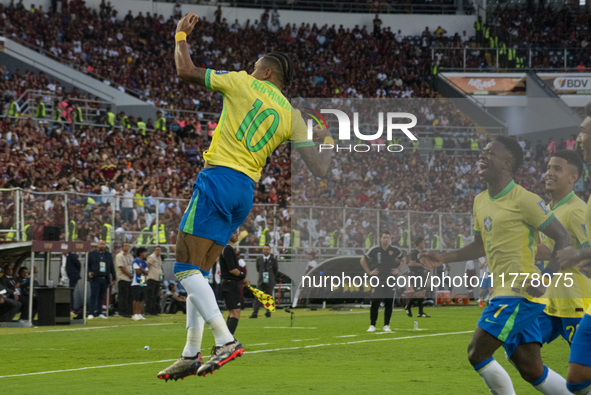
[174,262,210,281]
[473,357,495,372]
[567,380,591,394]
[531,366,549,387]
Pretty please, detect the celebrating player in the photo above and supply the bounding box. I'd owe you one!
[503,150,589,391]
[157,13,332,381]
[421,136,574,395]
[557,107,591,395]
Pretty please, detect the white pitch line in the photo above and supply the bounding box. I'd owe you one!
[292,338,320,342]
[335,335,358,338]
[0,331,473,379]
[263,327,317,329]
[3,322,178,334]
[370,331,397,335]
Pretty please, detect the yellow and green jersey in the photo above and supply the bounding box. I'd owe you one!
[586,194,591,316]
[203,69,315,182]
[473,180,554,299]
[539,191,590,318]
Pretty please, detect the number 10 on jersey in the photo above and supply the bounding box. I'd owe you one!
[236,99,280,152]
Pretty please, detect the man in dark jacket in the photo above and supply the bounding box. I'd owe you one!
[250,244,278,318]
[65,252,81,307]
[88,240,116,319]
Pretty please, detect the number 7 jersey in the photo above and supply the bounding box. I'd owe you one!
[473,180,555,299]
[203,69,315,182]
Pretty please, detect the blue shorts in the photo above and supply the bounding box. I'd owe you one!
[179,166,254,246]
[505,312,581,353]
[480,276,492,289]
[477,297,546,358]
[570,313,591,366]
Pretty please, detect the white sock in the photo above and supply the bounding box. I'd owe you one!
[182,296,204,358]
[180,272,234,346]
[533,366,570,395]
[476,358,516,395]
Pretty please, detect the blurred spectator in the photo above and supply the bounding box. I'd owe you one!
[88,239,116,319]
[145,246,163,316]
[115,241,133,318]
[65,251,81,309]
[164,282,186,314]
[131,246,148,321]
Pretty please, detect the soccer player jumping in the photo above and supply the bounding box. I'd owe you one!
[158,13,332,381]
[422,137,574,395]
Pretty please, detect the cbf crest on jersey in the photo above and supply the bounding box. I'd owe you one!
[537,200,550,215]
[484,217,492,232]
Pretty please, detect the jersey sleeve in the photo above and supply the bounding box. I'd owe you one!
[571,206,589,248]
[204,69,247,94]
[520,191,555,231]
[291,109,315,149]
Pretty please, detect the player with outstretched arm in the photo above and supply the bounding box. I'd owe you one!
[421,136,574,395]
[157,13,332,381]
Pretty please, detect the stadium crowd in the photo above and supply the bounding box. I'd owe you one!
[0,0,475,111]
[0,1,589,253]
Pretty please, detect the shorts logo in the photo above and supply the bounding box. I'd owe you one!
[485,318,497,324]
[538,200,550,215]
[215,70,229,74]
[484,217,492,232]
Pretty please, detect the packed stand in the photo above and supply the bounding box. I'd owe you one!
[0,0,484,112]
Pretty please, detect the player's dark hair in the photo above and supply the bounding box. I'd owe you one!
[380,230,391,237]
[264,244,271,248]
[168,283,175,291]
[414,236,424,247]
[552,150,584,180]
[136,247,147,256]
[263,52,293,87]
[494,136,523,175]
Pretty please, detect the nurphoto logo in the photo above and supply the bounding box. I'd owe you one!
[304,109,418,153]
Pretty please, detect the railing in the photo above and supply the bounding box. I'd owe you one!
[1,189,476,261]
[435,47,591,72]
[13,89,111,125]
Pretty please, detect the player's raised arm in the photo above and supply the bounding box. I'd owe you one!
[174,13,206,86]
[294,121,332,178]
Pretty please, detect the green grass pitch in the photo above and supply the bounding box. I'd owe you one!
[0,306,571,394]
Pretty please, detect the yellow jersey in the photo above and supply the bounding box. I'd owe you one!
[203,69,314,182]
[586,194,591,316]
[539,191,590,318]
[473,180,555,299]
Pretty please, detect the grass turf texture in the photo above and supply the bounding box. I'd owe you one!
[0,306,570,394]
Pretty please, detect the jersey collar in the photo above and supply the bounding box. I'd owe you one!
[488,180,515,201]
[262,80,279,90]
[550,190,574,211]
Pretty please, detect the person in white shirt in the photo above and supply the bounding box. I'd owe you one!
[121,182,136,223]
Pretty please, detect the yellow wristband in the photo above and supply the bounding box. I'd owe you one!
[175,32,187,42]
[323,136,335,145]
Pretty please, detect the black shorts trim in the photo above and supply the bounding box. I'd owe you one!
[221,280,241,310]
[132,285,145,301]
